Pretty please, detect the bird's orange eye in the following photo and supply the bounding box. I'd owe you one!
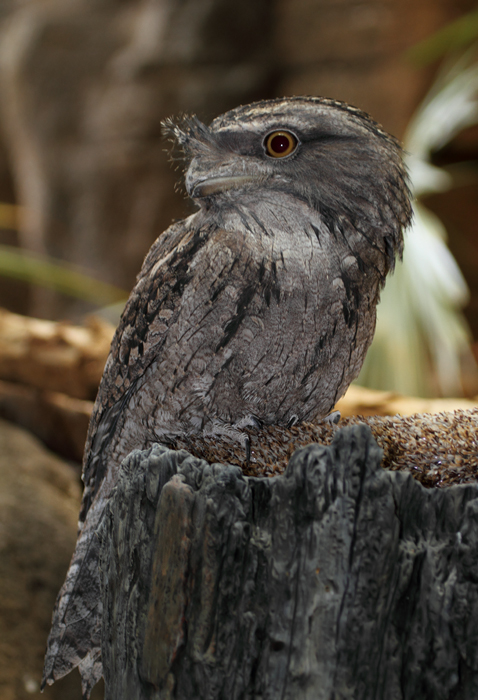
[264,130,298,158]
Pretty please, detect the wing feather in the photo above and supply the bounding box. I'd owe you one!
[80,214,207,522]
[43,213,211,688]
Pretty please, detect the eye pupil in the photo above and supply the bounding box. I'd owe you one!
[265,131,297,158]
[271,134,290,153]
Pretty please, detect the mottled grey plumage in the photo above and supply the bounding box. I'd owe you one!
[42,96,412,696]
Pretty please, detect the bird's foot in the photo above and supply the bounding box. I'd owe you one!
[233,414,263,431]
[234,415,263,463]
[286,414,299,429]
[206,415,262,463]
[324,410,341,426]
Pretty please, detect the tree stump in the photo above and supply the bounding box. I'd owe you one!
[99,424,478,700]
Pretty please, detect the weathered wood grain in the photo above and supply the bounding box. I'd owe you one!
[99,424,478,700]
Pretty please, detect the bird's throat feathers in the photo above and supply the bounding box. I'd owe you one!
[191,185,400,284]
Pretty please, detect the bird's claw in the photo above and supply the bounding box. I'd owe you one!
[324,410,341,426]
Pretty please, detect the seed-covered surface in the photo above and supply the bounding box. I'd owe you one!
[170,409,478,488]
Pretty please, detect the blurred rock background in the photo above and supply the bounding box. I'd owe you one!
[0,1,477,698]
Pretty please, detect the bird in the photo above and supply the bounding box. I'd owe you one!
[42,95,412,696]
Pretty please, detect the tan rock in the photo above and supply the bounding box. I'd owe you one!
[0,418,103,699]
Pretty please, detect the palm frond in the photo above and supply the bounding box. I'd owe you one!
[358,53,478,397]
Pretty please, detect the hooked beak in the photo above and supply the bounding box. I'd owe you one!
[189,174,259,199]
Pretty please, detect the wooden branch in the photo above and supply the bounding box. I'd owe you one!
[0,379,92,461]
[336,383,478,418]
[99,424,478,700]
[1,307,477,466]
[0,308,114,400]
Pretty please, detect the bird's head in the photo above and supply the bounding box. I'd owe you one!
[163,96,412,267]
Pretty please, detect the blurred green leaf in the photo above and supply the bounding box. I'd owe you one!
[0,244,128,305]
[406,9,478,66]
[358,204,472,397]
[358,51,478,398]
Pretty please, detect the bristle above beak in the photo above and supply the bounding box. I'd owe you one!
[161,115,214,158]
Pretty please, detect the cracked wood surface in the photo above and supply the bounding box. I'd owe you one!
[99,424,478,700]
